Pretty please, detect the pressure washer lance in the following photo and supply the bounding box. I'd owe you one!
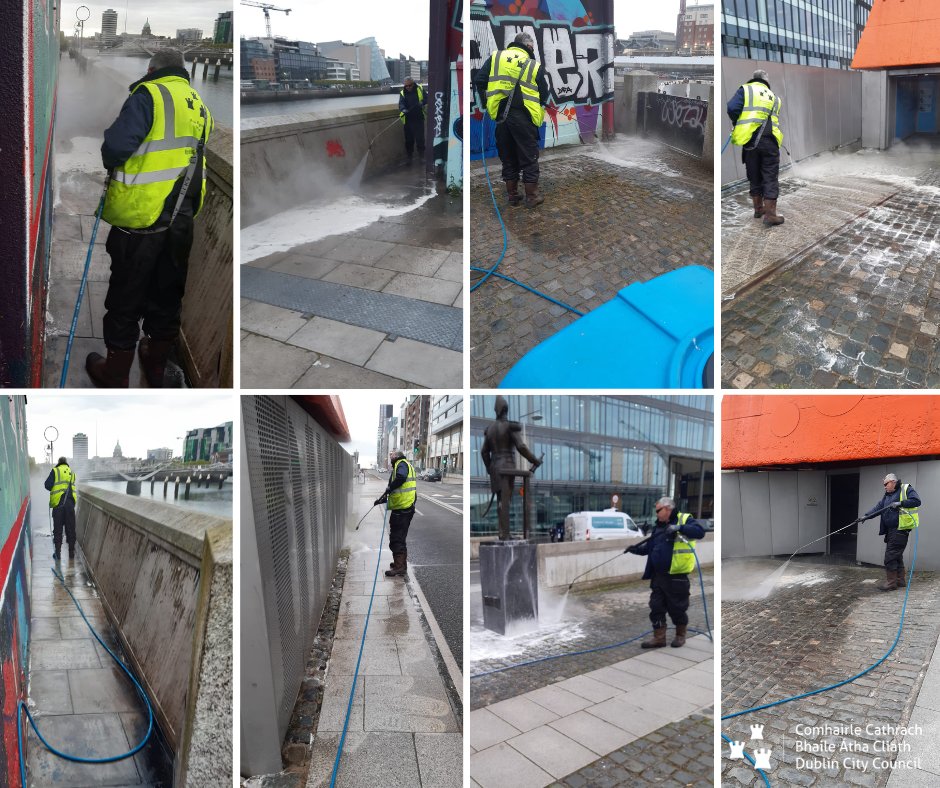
[776,503,894,566]
[566,533,655,590]
[355,502,379,531]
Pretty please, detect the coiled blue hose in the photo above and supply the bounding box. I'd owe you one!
[18,566,154,784]
[330,507,390,788]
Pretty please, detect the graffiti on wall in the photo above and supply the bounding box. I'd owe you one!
[470,0,614,157]
[638,93,708,157]
[0,397,31,786]
[430,0,463,189]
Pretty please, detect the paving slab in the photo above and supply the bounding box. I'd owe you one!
[364,675,459,733]
[364,337,462,388]
[307,731,420,788]
[468,707,522,752]
[486,695,560,733]
[506,725,598,778]
[241,300,309,341]
[239,333,317,387]
[470,742,553,788]
[413,733,462,788]
[524,684,594,717]
[268,254,341,280]
[29,670,73,715]
[382,272,463,306]
[374,246,450,276]
[322,262,398,291]
[287,317,386,366]
[292,357,412,389]
[548,709,637,757]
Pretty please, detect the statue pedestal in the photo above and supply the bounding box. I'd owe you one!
[480,540,539,635]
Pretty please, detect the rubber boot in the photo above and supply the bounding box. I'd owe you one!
[671,624,688,648]
[524,181,544,208]
[751,194,764,218]
[877,569,898,591]
[86,346,136,388]
[385,553,406,577]
[506,180,523,207]
[762,198,785,226]
[53,544,61,561]
[641,627,667,649]
[138,336,174,388]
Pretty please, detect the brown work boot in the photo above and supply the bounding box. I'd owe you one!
[671,624,688,648]
[641,627,667,649]
[762,198,785,226]
[751,194,764,218]
[86,346,136,388]
[524,181,544,208]
[138,336,174,388]
[877,570,898,591]
[389,550,407,569]
[385,553,406,577]
[506,180,523,207]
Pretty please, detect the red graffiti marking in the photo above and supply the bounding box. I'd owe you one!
[326,139,346,158]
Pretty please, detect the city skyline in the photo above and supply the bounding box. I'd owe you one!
[336,392,410,467]
[25,394,234,464]
[615,0,689,38]
[62,2,225,40]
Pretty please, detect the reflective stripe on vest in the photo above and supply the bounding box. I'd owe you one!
[388,459,417,510]
[103,76,213,229]
[731,81,783,148]
[49,465,77,508]
[486,49,544,127]
[669,512,697,575]
[399,84,426,123]
[899,484,919,531]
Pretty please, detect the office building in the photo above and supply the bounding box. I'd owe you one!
[101,9,118,46]
[147,447,173,462]
[429,395,463,474]
[185,422,233,463]
[401,396,431,465]
[176,28,204,43]
[678,2,714,54]
[471,396,714,538]
[722,0,872,69]
[214,11,233,45]
[72,433,89,462]
[376,405,393,465]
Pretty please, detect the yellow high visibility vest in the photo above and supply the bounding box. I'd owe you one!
[731,81,783,148]
[49,465,77,508]
[103,75,213,229]
[486,47,544,127]
[669,513,697,575]
[899,484,919,531]
[399,84,426,123]
[388,459,417,510]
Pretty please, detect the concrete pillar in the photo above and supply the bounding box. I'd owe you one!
[862,70,890,150]
[213,60,221,82]
[175,476,181,499]
[202,58,209,81]
[190,57,197,79]
[615,70,660,136]
[185,477,192,500]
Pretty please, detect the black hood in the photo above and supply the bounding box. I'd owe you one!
[750,77,771,90]
[129,65,191,93]
[509,42,535,59]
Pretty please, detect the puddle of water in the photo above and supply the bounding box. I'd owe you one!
[470,620,586,665]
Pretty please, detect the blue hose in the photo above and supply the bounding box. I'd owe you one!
[329,507,390,788]
[721,133,732,154]
[721,732,770,787]
[18,566,154,784]
[470,112,583,317]
[61,180,109,388]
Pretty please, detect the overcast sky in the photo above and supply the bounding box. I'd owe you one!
[61,2,226,38]
[332,392,413,468]
[238,1,430,60]
[614,0,686,38]
[26,394,234,463]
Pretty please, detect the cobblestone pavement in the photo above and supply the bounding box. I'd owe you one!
[470,570,713,711]
[721,559,940,787]
[721,167,940,389]
[470,137,713,387]
[550,709,714,788]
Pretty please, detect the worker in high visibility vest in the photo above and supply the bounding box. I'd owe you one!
[398,77,427,164]
[473,33,550,208]
[727,69,785,226]
[860,473,921,591]
[625,496,706,648]
[375,449,418,577]
[44,457,78,561]
[87,48,213,388]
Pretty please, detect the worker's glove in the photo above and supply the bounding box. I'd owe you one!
[374,493,388,506]
[665,524,680,536]
[624,545,639,555]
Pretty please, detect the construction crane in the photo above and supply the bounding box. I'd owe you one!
[240,1,291,38]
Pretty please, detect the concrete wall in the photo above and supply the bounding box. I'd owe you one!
[862,70,891,149]
[614,72,659,136]
[240,395,354,776]
[721,58,863,186]
[241,105,404,226]
[182,127,234,388]
[536,533,714,590]
[75,486,233,784]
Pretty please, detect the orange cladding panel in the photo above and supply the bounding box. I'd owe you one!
[722,396,940,468]
[852,0,940,69]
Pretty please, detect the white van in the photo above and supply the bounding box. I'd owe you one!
[564,509,643,542]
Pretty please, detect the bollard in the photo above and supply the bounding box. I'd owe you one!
[202,58,209,80]
[185,476,192,500]
[150,478,155,494]
[213,59,221,82]
[174,476,180,499]
[190,56,197,79]
[126,480,141,496]
[164,476,169,497]
[218,474,224,490]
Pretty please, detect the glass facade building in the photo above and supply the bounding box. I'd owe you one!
[722,0,871,69]
[470,396,714,538]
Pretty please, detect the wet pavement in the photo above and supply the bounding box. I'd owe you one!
[721,559,940,787]
[721,143,940,389]
[240,168,463,390]
[25,517,172,786]
[469,136,713,388]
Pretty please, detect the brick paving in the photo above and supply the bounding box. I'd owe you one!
[470,137,713,388]
[721,560,940,787]
[721,168,940,389]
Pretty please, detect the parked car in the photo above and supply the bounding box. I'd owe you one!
[564,509,643,542]
[424,468,442,482]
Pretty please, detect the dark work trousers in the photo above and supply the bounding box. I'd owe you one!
[403,114,425,156]
[102,216,194,350]
[884,528,910,574]
[743,132,781,200]
[389,507,415,554]
[495,108,541,183]
[52,501,76,553]
[648,571,691,629]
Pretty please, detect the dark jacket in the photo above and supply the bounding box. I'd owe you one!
[44,464,76,510]
[630,511,706,580]
[727,78,778,155]
[398,84,427,121]
[386,460,415,511]
[473,43,550,119]
[864,483,921,536]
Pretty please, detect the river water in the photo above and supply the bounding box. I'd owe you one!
[83,479,233,518]
[241,92,396,122]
